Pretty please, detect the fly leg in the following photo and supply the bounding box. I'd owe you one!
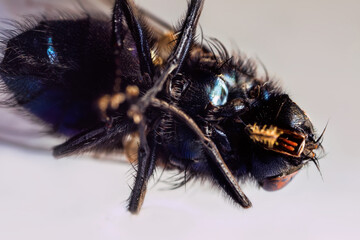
[119,0,205,214]
[112,0,158,214]
[128,126,158,214]
[136,0,204,111]
[150,99,252,208]
[115,0,251,212]
[139,0,251,208]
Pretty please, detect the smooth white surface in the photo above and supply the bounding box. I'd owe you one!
[0,0,359,239]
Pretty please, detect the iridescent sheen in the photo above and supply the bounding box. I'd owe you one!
[207,76,229,106]
[47,37,57,64]
[263,89,270,100]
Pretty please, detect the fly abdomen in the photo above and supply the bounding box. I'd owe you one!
[0,17,115,136]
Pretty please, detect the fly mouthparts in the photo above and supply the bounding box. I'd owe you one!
[245,124,305,158]
[274,130,305,157]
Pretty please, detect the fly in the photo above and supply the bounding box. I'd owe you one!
[0,0,324,214]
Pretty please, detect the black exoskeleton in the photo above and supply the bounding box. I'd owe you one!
[0,0,323,214]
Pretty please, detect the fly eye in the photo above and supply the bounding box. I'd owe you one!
[260,170,299,191]
[207,76,229,106]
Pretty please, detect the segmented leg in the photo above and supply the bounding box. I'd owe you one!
[113,0,155,77]
[112,0,158,214]
[125,0,205,214]
[137,0,204,111]
[150,98,252,208]
[128,125,158,214]
[115,0,251,212]
[137,0,251,208]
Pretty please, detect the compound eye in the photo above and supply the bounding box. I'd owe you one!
[260,170,299,191]
[207,76,229,106]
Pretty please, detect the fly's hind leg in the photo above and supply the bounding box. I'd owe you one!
[128,127,158,214]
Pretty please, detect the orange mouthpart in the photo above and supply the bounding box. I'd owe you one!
[273,130,305,157]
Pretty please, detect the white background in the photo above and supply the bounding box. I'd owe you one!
[0,0,359,239]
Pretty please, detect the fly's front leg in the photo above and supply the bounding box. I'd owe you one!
[137,0,204,112]
[150,99,252,208]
